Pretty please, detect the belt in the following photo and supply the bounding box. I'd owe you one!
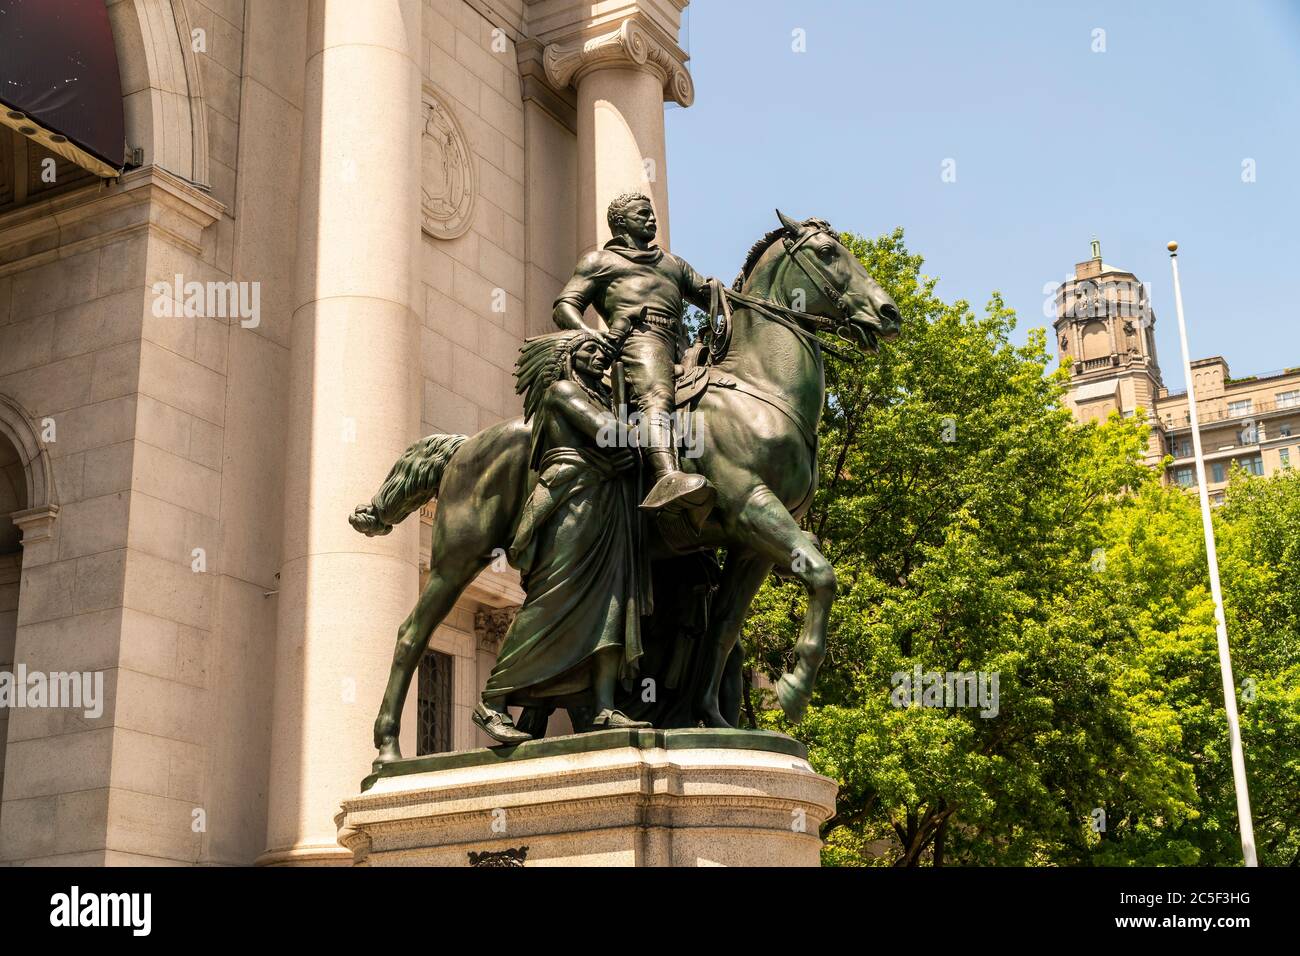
[609,309,679,354]
[635,310,679,330]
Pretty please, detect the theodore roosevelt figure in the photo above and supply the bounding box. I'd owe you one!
[552,191,716,515]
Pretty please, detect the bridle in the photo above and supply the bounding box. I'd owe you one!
[781,224,855,323]
[709,222,870,364]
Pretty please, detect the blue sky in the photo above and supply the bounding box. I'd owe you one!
[665,0,1300,391]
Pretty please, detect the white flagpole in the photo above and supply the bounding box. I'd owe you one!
[1167,240,1258,867]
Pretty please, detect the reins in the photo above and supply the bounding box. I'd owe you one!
[707,225,860,364]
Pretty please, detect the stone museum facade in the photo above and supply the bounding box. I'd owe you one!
[1055,245,1299,503]
[0,0,694,865]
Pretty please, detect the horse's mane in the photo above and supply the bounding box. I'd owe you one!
[731,217,837,291]
[732,227,789,291]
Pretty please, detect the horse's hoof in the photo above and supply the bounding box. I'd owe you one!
[375,736,402,764]
[775,673,809,722]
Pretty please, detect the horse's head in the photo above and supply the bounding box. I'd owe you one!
[759,210,902,354]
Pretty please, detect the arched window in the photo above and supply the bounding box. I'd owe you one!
[0,429,21,816]
[0,393,57,832]
[1081,320,1110,361]
[0,430,26,553]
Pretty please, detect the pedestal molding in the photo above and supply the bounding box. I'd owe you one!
[338,731,836,866]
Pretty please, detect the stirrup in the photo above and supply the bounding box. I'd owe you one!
[640,472,715,513]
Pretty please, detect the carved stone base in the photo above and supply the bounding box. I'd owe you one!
[335,728,837,867]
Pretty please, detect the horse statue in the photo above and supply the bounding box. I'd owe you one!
[351,212,901,762]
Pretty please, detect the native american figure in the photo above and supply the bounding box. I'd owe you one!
[472,331,651,743]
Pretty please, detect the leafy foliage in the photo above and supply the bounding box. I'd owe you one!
[743,229,1300,866]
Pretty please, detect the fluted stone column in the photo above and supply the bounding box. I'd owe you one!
[544,16,693,254]
[261,0,423,866]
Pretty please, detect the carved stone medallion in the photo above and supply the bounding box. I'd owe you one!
[421,87,475,240]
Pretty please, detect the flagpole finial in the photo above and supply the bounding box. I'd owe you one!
[1167,240,1178,254]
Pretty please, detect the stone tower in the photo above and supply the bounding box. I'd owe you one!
[1054,240,1164,462]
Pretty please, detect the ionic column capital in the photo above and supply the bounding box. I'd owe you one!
[543,16,694,107]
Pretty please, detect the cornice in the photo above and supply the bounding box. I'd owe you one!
[517,38,577,133]
[0,165,224,275]
[542,15,693,107]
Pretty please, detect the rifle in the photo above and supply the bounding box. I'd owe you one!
[607,319,653,615]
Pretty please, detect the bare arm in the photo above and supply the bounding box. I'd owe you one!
[546,380,617,443]
[543,382,636,471]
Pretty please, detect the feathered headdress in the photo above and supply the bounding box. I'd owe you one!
[514,330,602,468]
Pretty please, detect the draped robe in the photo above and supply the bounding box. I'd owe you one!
[482,444,644,706]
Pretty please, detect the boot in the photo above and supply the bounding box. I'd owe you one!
[639,411,715,514]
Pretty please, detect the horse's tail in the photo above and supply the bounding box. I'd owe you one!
[349,433,468,537]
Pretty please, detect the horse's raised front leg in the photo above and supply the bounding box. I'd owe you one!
[695,546,772,728]
[721,485,834,723]
[374,558,484,764]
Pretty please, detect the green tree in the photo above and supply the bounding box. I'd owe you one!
[1202,470,1300,864]
[744,229,1298,865]
[1082,470,1300,865]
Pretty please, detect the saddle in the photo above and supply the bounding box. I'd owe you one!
[672,336,817,454]
[672,277,738,410]
[652,280,820,554]
[673,341,732,409]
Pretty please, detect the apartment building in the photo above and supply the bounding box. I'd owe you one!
[1054,242,1297,502]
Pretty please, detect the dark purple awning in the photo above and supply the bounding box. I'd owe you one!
[0,0,124,174]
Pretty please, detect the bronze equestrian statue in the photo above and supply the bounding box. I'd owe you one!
[351,206,901,763]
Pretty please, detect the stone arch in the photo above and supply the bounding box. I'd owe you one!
[106,0,211,185]
[0,393,56,844]
[0,394,56,523]
[0,434,24,555]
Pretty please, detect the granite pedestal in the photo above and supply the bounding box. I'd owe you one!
[335,728,837,867]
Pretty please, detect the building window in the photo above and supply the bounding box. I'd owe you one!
[1227,399,1253,417]
[1241,455,1264,477]
[416,649,455,756]
[1211,461,1226,483]
[1277,390,1300,409]
[1280,423,1293,438]
[1281,448,1291,470]
[1173,466,1195,488]
[1211,491,1225,506]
